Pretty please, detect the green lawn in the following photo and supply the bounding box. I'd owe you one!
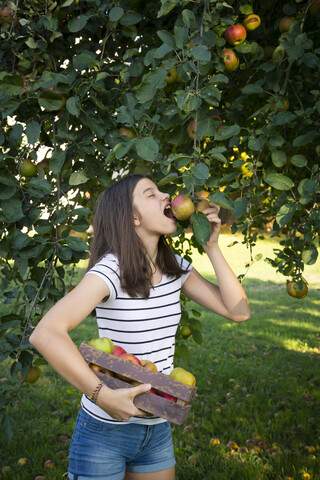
[0,234,319,479]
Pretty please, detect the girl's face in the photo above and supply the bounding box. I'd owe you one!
[132,178,177,238]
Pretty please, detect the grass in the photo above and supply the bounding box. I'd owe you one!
[0,233,319,479]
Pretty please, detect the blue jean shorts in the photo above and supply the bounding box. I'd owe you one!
[68,408,175,480]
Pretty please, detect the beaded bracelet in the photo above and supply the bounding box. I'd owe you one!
[89,381,104,404]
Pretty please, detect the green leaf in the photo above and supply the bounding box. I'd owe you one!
[157,30,175,48]
[214,124,241,141]
[29,178,52,195]
[38,91,65,111]
[174,25,188,49]
[68,14,89,32]
[120,12,142,25]
[231,197,247,218]
[302,245,318,265]
[0,75,24,95]
[73,51,97,70]
[50,150,66,174]
[135,137,159,161]
[1,198,24,222]
[191,328,202,344]
[26,121,40,145]
[242,84,264,94]
[66,96,80,116]
[113,141,134,159]
[191,163,209,180]
[276,203,296,228]
[65,236,88,251]
[293,131,317,147]
[271,150,286,167]
[209,191,234,210]
[248,135,266,151]
[272,111,296,126]
[8,124,23,147]
[191,212,211,245]
[182,9,196,29]
[69,170,89,186]
[190,45,211,62]
[290,155,308,167]
[39,71,70,88]
[137,68,167,103]
[264,173,294,191]
[200,85,221,105]
[157,0,178,17]
[109,7,124,22]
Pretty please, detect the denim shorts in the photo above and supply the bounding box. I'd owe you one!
[68,408,175,480]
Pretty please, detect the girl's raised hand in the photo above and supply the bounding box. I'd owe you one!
[202,202,221,249]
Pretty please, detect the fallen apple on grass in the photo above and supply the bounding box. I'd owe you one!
[44,460,55,469]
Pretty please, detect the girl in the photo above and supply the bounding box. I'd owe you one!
[30,174,250,480]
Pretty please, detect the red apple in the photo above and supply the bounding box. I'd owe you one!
[279,16,295,33]
[119,353,142,366]
[224,24,247,45]
[222,49,239,72]
[171,194,195,221]
[243,14,261,31]
[44,460,55,469]
[113,345,127,357]
[161,392,177,402]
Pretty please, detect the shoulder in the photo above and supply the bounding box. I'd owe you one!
[90,253,119,275]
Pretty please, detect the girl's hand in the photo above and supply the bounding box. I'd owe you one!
[202,202,221,249]
[97,383,151,421]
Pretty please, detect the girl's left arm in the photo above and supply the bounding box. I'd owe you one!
[181,203,250,323]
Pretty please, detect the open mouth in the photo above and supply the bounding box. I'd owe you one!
[164,204,174,219]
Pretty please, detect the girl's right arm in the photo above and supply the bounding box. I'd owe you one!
[29,273,151,421]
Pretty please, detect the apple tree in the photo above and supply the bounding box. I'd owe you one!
[0,0,319,437]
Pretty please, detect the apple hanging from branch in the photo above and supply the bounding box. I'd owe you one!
[224,24,247,45]
[222,49,239,72]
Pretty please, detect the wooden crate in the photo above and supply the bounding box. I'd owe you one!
[79,343,197,425]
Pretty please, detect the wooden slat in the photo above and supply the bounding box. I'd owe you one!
[92,371,191,425]
[79,343,197,402]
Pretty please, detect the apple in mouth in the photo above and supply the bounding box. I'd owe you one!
[164,204,174,219]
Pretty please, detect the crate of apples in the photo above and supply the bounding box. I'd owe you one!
[79,339,197,425]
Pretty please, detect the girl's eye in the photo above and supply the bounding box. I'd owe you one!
[149,194,155,197]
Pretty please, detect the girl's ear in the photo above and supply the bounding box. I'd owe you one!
[133,213,141,226]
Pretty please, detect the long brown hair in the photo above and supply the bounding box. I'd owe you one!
[88,174,187,298]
